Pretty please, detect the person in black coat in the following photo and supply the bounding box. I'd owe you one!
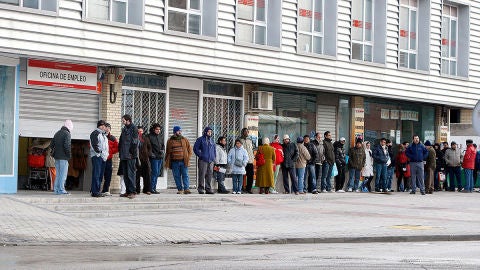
[281,134,299,194]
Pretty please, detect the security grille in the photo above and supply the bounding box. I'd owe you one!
[122,89,166,137]
[203,97,242,150]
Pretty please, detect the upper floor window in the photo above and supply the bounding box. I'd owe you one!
[86,0,144,26]
[351,0,386,64]
[0,0,57,12]
[236,0,281,47]
[166,0,217,37]
[441,3,469,77]
[399,0,417,69]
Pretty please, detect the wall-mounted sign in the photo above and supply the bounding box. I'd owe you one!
[27,59,98,92]
[401,110,419,121]
[440,126,449,142]
[244,114,259,148]
[390,110,400,119]
[353,108,365,140]
[381,109,390,119]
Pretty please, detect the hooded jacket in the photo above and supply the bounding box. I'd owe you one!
[193,127,216,163]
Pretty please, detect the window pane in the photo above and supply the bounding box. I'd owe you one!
[256,0,265,22]
[451,6,457,17]
[450,20,457,57]
[168,10,187,32]
[313,0,323,33]
[409,53,416,69]
[237,22,253,43]
[313,35,323,54]
[351,0,363,41]
[42,0,57,11]
[399,51,408,68]
[364,44,373,62]
[450,61,456,76]
[189,14,201,34]
[400,0,408,5]
[352,42,363,60]
[0,0,19,5]
[255,25,266,45]
[365,0,373,42]
[88,0,109,20]
[410,10,417,50]
[298,10,312,32]
[112,1,127,23]
[190,0,200,10]
[238,0,254,21]
[441,59,448,74]
[409,0,417,7]
[169,0,187,9]
[441,17,449,57]
[298,33,312,53]
[399,7,408,50]
[443,5,450,15]
[23,0,38,9]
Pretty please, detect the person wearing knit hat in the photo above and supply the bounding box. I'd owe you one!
[424,139,436,194]
[463,138,476,192]
[424,140,432,146]
[194,126,216,194]
[173,126,181,134]
[283,134,290,140]
[165,124,192,194]
[347,138,366,192]
[296,136,304,143]
[51,120,72,195]
[281,132,299,194]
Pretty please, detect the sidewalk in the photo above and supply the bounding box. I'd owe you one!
[1,191,480,246]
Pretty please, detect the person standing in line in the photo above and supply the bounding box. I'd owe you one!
[90,120,109,198]
[119,114,139,199]
[135,126,152,195]
[281,134,299,194]
[101,123,118,196]
[385,139,395,192]
[256,137,276,194]
[361,141,374,192]
[228,139,249,194]
[441,141,450,191]
[214,136,229,194]
[295,136,311,195]
[424,140,436,194]
[444,141,462,192]
[321,131,335,192]
[312,132,325,192]
[433,143,445,192]
[270,134,284,194]
[394,144,410,192]
[51,119,73,195]
[194,126,216,194]
[165,126,193,194]
[148,123,165,194]
[372,138,389,192]
[239,128,255,194]
[405,135,428,195]
[303,135,318,194]
[347,138,366,192]
[462,139,476,193]
[334,137,347,193]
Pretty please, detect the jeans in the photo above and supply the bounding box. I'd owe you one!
[171,160,189,191]
[321,162,333,191]
[150,158,163,192]
[386,167,394,190]
[214,170,227,192]
[232,174,243,193]
[54,159,68,194]
[91,156,106,195]
[101,159,113,193]
[348,168,361,190]
[464,169,474,192]
[410,161,425,193]
[296,167,306,193]
[304,164,317,192]
[447,166,462,191]
[282,166,298,193]
[374,163,387,191]
[361,176,373,192]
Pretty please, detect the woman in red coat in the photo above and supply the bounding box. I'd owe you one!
[270,134,284,194]
[395,144,410,192]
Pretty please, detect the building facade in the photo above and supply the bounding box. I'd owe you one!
[1,0,479,193]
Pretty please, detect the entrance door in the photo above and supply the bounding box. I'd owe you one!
[168,88,199,188]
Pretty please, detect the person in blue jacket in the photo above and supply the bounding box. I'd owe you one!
[372,138,390,192]
[194,126,216,194]
[405,135,429,195]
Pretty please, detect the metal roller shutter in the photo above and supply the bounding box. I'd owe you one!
[316,105,337,141]
[167,88,199,188]
[19,87,99,139]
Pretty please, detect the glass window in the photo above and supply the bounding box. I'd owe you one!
[0,66,16,175]
[167,0,217,37]
[0,0,56,11]
[236,0,270,45]
[398,0,417,69]
[351,0,375,62]
[112,0,127,23]
[297,0,325,54]
[441,4,458,76]
[87,0,143,26]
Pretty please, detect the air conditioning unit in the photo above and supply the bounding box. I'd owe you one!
[250,91,273,111]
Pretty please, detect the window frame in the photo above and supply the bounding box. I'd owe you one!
[0,0,58,13]
[351,0,375,62]
[398,0,419,70]
[83,0,145,28]
[297,0,325,55]
[441,4,459,76]
[166,0,204,35]
[236,0,268,46]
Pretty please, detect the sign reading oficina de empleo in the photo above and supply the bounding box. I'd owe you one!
[27,59,98,92]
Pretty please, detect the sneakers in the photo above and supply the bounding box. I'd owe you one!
[321,189,327,193]
[347,188,353,192]
[271,190,279,194]
[361,187,369,193]
[177,190,184,194]
[102,192,112,196]
[312,190,319,194]
[355,189,360,193]
[336,190,345,193]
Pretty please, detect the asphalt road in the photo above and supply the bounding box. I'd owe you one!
[1,241,480,269]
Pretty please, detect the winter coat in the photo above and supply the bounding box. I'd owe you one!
[255,144,276,187]
[395,150,410,178]
[165,135,192,169]
[304,142,317,165]
[228,146,249,174]
[372,144,389,164]
[405,143,428,163]
[148,132,165,160]
[387,145,395,168]
[348,146,366,170]
[362,147,374,177]
[444,148,461,167]
[323,138,335,165]
[281,142,299,169]
[270,142,284,166]
[107,133,119,160]
[119,124,138,160]
[239,136,254,163]
[334,141,346,168]
[435,148,446,170]
[295,142,311,168]
[425,147,436,170]
[51,126,71,160]
[89,128,109,161]
[462,145,476,170]
[214,144,228,165]
[312,138,325,164]
[193,127,216,163]
[138,134,152,163]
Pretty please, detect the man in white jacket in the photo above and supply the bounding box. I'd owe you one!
[89,120,109,197]
[214,136,229,194]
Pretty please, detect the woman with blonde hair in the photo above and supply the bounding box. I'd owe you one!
[256,137,276,194]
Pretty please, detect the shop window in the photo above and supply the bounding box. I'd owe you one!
[86,0,144,26]
[441,3,468,77]
[351,0,386,64]
[0,0,57,12]
[450,109,460,123]
[0,66,15,175]
[236,0,281,47]
[166,0,217,37]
